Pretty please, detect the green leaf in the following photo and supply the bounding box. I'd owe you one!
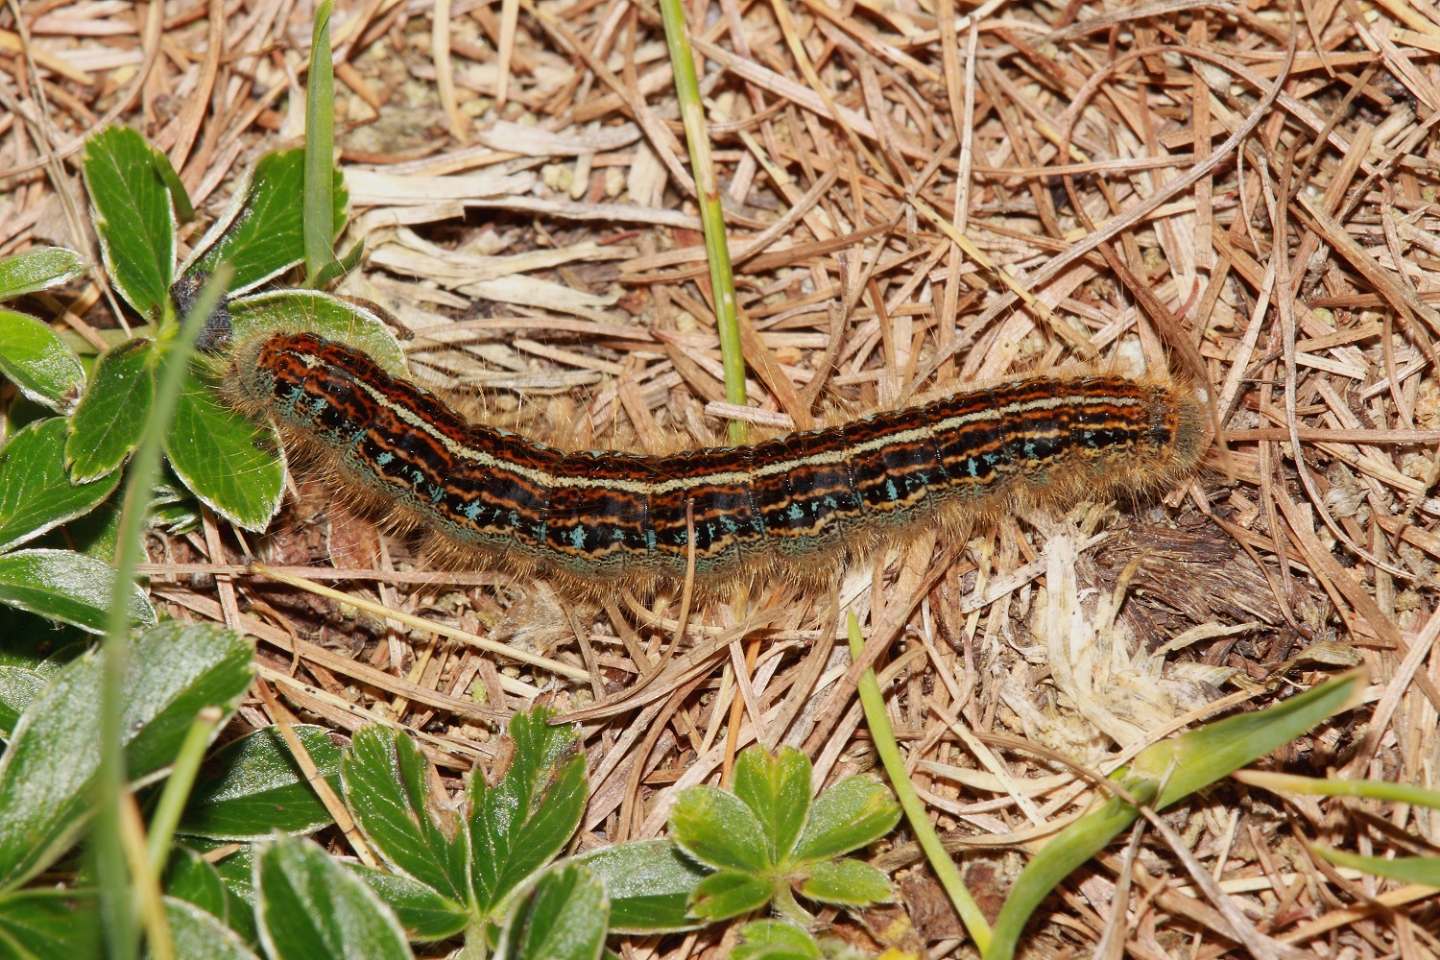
[166,896,261,960]
[669,786,770,874]
[255,836,412,960]
[164,365,284,532]
[573,839,708,933]
[182,150,347,296]
[207,843,259,945]
[0,663,50,734]
[0,888,101,960]
[340,725,469,905]
[986,670,1366,960]
[83,126,175,318]
[733,746,812,866]
[0,622,252,891]
[165,847,230,922]
[227,290,408,375]
[0,247,85,300]
[179,725,342,839]
[149,475,202,536]
[0,548,152,635]
[798,858,891,906]
[0,308,85,412]
[1312,846,1440,885]
[790,776,900,865]
[349,864,470,942]
[41,490,123,560]
[733,920,822,960]
[687,869,772,922]
[0,419,120,553]
[65,338,155,482]
[468,708,587,914]
[0,628,79,737]
[497,864,607,960]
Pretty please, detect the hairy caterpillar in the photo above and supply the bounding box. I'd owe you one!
[218,330,1206,593]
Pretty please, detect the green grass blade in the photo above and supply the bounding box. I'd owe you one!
[1312,846,1440,886]
[847,612,990,950]
[1234,770,1440,809]
[304,0,337,286]
[985,669,1366,960]
[144,706,224,876]
[1146,670,1367,809]
[95,267,231,959]
[985,777,1157,960]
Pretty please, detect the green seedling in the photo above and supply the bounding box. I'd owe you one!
[668,744,900,924]
[0,623,253,956]
[339,709,586,956]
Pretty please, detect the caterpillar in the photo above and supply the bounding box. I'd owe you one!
[218,329,1206,594]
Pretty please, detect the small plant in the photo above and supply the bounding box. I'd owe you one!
[0,246,154,636]
[171,723,909,955]
[74,122,372,535]
[0,122,371,639]
[167,706,707,959]
[669,745,900,923]
[164,705,701,955]
[0,622,253,955]
[0,3,389,647]
[339,711,589,951]
[733,920,832,960]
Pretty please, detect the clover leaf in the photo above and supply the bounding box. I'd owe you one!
[668,745,899,923]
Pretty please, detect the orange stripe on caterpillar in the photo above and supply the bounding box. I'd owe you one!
[222,331,1206,591]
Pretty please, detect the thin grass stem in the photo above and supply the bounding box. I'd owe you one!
[655,0,747,442]
[847,611,992,952]
[96,268,232,958]
[144,706,224,876]
[304,0,336,286]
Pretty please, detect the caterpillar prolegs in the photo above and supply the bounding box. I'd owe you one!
[220,330,1206,592]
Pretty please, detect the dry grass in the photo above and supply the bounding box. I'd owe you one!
[4,0,1440,955]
